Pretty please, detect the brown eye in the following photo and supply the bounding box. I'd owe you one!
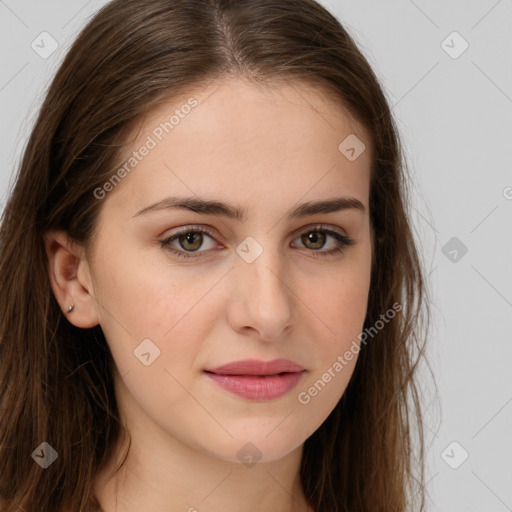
[301,231,326,250]
[291,226,355,257]
[160,227,219,259]
[178,232,203,251]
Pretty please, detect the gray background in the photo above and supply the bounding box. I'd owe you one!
[1,1,511,510]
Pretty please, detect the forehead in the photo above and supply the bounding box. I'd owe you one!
[106,76,372,214]
[133,75,370,149]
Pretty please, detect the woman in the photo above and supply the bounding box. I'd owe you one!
[0,0,432,510]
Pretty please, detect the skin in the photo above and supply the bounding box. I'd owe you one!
[45,76,373,512]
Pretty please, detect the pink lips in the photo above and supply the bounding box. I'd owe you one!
[204,358,305,401]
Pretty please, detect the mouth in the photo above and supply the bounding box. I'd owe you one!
[203,359,306,401]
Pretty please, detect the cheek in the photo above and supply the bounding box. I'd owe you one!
[92,250,227,379]
[93,240,215,334]
[308,289,367,377]
[310,258,371,339]
[293,272,369,433]
[298,254,370,392]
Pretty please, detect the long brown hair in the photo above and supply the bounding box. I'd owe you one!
[0,0,433,510]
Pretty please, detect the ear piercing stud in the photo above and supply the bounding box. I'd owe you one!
[66,304,75,314]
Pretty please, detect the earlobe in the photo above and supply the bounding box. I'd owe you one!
[43,230,100,329]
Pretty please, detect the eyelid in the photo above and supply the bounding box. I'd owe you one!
[290,222,347,239]
[162,224,219,240]
[163,223,348,242]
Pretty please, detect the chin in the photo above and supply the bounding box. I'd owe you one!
[199,429,306,466]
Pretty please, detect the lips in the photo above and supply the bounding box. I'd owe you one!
[206,358,304,376]
[204,358,305,401]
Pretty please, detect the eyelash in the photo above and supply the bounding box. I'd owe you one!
[159,224,355,260]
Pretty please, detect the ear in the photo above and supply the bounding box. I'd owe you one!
[43,230,100,328]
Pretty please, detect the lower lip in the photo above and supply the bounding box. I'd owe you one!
[204,371,305,401]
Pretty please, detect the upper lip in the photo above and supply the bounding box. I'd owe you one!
[205,358,305,376]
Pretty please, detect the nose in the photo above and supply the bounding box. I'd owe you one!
[227,243,294,343]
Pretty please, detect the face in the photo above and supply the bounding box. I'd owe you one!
[78,76,373,463]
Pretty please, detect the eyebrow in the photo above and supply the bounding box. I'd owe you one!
[132,195,366,221]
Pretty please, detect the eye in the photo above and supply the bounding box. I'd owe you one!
[291,225,355,257]
[159,226,220,259]
[159,224,355,261]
